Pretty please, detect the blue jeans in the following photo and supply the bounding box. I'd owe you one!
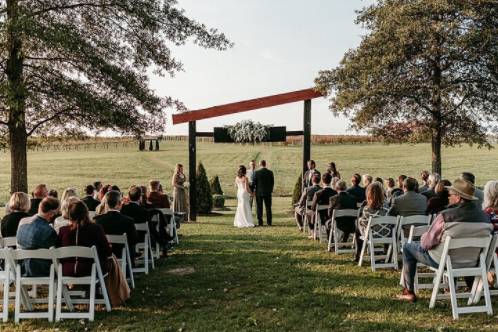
[402,242,439,292]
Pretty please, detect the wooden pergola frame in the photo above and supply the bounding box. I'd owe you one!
[172,88,323,221]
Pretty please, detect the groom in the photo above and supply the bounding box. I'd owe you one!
[253,160,274,226]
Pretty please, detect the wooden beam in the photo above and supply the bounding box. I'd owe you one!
[196,132,214,137]
[188,121,197,221]
[286,131,304,136]
[172,88,323,125]
[302,100,311,176]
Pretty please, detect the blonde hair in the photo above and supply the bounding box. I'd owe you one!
[61,197,80,219]
[61,188,78,201]
[8,192,31,212]
[483,180,498,209]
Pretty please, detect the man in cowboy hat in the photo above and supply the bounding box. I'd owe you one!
[398,178,492,303]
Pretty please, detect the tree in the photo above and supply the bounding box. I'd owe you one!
[209,175,223,195]
[291,174,302,206]
[0,0,231,192]
[195,162,212,214]
[316,0,498,174]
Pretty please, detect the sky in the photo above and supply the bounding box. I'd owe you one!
[152,0,375,135]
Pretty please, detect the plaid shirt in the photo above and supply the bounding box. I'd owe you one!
[17,215,59,277]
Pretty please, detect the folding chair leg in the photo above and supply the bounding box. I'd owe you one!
[2,279,9,322]
[480,257,493,315]
[14,269,21,324]
[327,225,333,252]
[358,231,368,267]
[89,267,96,321]
[430,266,444,308]
[369,239,376,272]
[446,261,459,320]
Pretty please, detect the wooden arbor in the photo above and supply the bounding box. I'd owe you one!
[172,88,323,221]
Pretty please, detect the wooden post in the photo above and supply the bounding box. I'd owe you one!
[189,121,197,221]
[303,99,311,175]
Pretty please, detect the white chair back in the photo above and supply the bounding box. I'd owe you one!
[1,237,17,248]
[313,204,329,242]
[358,216,399,271]
[397,215,431,252]
[133,222,154,274]
[328,209,358,253]
[106,234,135,289]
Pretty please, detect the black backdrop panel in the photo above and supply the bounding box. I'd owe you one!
[213,127,287,143]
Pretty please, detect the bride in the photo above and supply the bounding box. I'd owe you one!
[234,165,255,228]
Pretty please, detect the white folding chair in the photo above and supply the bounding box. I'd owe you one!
[328,209,358,253]
[133,222,154,274]
[303,200,313,233]
[471,234,498,302]
[428,235,493,320]
[358,216,398,271]
[11,248,56,323]
[54,246,111,321]
[313,205,329,242]
[1,237,17,248]
[397,215,431,253]
[158,208,179,245]
[0,248,16,322]
[106,234,135,289]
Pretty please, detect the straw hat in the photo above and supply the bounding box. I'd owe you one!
[445,178,478,201]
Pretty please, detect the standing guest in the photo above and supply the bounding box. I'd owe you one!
[148,180,170,208]
[389,177,427,217]
[54,196,80,233]
[28,184,48,215]
[95,191,138,262]
[246,160,257,208]
[461,172,484,208]
[328,180,357,242]
[93,181,103,200]
[385,178,396,200]
[172,164,189,218]
[419,170,430,193]
[294,174,321,231]
[303,160,321,189]
[398,178,492,302]
[354,182,389,262]
[327,162,341,179]
[17,197,60,276]
[1,192,31,237]
[483,180,498,232]
[426,180,452,215]
[58,201,111,276]
[48,190,58,199]
[362,174,373,188]
[311,173,337,236]
[346,174,365,204]
[421,173,440,199]
[81,185,100,211]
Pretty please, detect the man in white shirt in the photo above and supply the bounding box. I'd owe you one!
[247,160,256,208]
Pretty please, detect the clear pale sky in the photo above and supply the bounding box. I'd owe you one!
[152,0,375,135]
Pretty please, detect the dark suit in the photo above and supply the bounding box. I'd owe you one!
[312,187,337,228]
[147,192,170,209]
[81,195,100,211]
[303,169,321,189]
[389,191,427,217]
[294,184,322,228]
[253,167,274,226]
[346,185,365,204]
[94,211,138,261]
[1,211,30,237]
[328,192,357,241]
[28,198,43,216]
[121,202,166,249]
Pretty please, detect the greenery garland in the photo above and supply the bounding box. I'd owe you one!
[226,120,271,143]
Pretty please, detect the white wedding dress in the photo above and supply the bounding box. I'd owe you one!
[234,177,254,228]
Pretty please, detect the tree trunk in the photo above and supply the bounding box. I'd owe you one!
[6,0,28,193]
[431,125,442,175]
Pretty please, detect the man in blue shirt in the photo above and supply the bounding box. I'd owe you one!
[17,197,60,277]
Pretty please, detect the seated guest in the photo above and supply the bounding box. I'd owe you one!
[95,191,138,261]
[61,188,78,201]
[303,160,320,189]
[54,196,80,233]
[17,197,60,277]
[331,177,340,191]
[419,170,430,193]
[58,201,111,276]
[389,177,427,217]
[139,185,154,209]
[147,180,170,208]
[294,174,321,231]
[28,184,48,215]
[390,175,407,201]
[111,185,121,192]
[81,185,100,211]
[311,173,337,235]
[399,178,492,302]
[385,178,396,200]
[461,172,484,208]
[326,162,341,179]
[483,180,498,233]
[48,189,58,199]
[421,173,440,199]
[346,173,366,204]
[362,174,373,188]
[93,181,103,200]
[97,184,112,202]
[328,180,357,242]
[426,179,451,215]
[374,177,384,186]
[355,182,389,262]
[1,192,31,237]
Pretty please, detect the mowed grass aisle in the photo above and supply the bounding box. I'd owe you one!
[7,198,498,332]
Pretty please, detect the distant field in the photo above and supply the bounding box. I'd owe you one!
[0,141,497,204]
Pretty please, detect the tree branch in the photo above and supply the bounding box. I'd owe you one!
[26,109,73,136]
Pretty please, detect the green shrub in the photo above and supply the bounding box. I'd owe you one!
[212,194,225,209]
[291,174,302,206]
[196,162,213,214]
[210,175,223,195]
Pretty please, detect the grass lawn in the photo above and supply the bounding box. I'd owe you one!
[3,197,498,331]
[0,141,497,203]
